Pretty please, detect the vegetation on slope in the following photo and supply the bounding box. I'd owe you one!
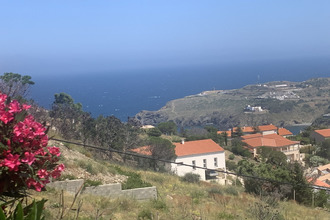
[135,78,330,129]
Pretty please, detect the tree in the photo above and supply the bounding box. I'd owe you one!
[50,92,83,140]
[232,126,243,137]
[238,160,312,205]
[147,127,162,137]
[148,137,176,170]
[80,112,96,146]
[122,123,142,162]
[258,147,287,167]
[94,115,125,151]
[0,72,35,99]
[231,138,251,158]
[157,121,177,135]
[316,139,330,160]
[252,126,260,134]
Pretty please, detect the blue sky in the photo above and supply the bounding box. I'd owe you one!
[1,1,330,76]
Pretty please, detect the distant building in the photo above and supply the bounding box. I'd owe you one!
[277,127,293,137]
[218,124,278,137]
[131,139,226,181]
[310,128,330,143]
[241,133,301,162]
[172,139,226,181]
[141,125,155,129]
[258,124,278,135]
[312,164,330,188]
[244,105,264,112]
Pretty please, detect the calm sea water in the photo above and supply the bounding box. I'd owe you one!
[31,58,330,121]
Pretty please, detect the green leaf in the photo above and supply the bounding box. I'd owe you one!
[25,201,36,220]
[0,207,7,220]
[14,202,23,220]
[35,200,46,220]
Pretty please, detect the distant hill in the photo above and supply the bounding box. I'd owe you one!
[135,78,330,129]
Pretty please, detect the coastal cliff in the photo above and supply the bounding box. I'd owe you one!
[135,78,330,129]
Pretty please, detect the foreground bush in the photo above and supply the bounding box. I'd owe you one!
[181,173,200,183]
[0,92,64,217]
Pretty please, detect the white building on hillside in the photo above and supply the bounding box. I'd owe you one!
[131,139,226,181]
[172,139,226,181]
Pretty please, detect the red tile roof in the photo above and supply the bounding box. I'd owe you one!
[308,178,330,188]
[317,163,330,172]
[233,126,254,133]
[241,133,263,140]
[131,139,224,158]
[258,124,278,131]
[278,128,293,136]
[314,179,330,188]
[318,173,330,182]
[130,146,152,156]
[314,128,330,138]
[174,139,224,157]
[242,134,298,148]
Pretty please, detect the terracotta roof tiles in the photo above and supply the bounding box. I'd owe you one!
[242,134,297,148]
[258,124,278,131]
[278,128,293,136]
[131,139,224,158]
[174,139,224,157]
[314,128,330,138]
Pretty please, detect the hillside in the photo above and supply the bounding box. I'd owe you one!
[135,78,330,129]
[29,143,330,219]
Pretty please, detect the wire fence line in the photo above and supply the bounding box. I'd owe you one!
[51,138,330,192]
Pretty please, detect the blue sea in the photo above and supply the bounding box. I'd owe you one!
[31,58,330,121]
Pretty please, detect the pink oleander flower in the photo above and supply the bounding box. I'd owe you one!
[51,164,65,179]
[3,154,21,171]
[0,93,7,103]
[0,92,63,195]
[21,152,36,165]
[22,104,31,110]
[8,100,21,113]
[26,178,44,192]
[47,146,61,157]
[0,111,14,124]
[37,169,49,179]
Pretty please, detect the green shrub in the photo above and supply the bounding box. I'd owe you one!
[224,186,238,196]
[190,189,206,204]
[122,173,152,190]
[207,187,223,196]
[181,173,200,183]
[152,199,167,210]
[229,154,235,160]
[226,160,237,171]
[137,209,153,220]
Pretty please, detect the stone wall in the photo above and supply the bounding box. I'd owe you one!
[47,179,84,194]
[48,179,157,201]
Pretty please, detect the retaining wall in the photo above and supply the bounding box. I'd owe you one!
[48,179,157,200]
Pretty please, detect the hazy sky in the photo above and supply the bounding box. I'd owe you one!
[1,1,330,76]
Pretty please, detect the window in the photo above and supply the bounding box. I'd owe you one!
[214,157,218,167]
[203,159,207,168]
[192,160,196,169]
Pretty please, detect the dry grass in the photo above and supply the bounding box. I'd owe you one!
[25,144,330,219]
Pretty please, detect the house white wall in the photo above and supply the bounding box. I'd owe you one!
[261,130,277,135]
[171,151,225,181]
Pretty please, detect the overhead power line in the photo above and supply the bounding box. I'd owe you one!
[51,138,330,192]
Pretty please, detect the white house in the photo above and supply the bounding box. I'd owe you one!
[131,139,226,181]
[172,139,226,181]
